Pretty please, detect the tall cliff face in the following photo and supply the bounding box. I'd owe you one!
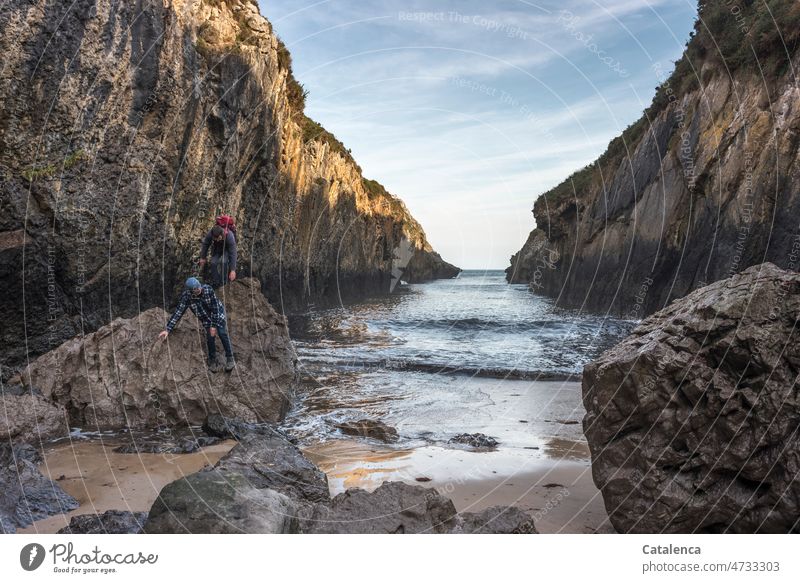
[0,0,459,372]
[507,0,800,318]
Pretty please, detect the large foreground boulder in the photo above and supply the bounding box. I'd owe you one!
[145,471,300,534]
[583,263,800,533]
[145,430,536,534]
[0,443,79,533]
[10,278,297,431]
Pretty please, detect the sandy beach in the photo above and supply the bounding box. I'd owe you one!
[17,439,236,534]
[16,376,612,534]
[304,438,613,533]
[18,432,610,534]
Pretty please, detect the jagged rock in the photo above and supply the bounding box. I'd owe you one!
[0,443,79,533]
[583,263,800,533]
[145,430,535,534]
[144,471,300,534]
[403,249,461,283]
[0,384,68,444]
[112,436,222,455]
[335,419,399,443]
[507,2,800,317]
[449,433,499,449]
[453,506,538,534]
[301,481,459,534]
[57,510,148,534]
[0,0,458,375]
[211,432,330,504]
[10,278,296,431]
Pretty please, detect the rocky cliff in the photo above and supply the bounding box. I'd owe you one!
[507,0,800,317]
[583,263,800,533]
[0,0,459,374]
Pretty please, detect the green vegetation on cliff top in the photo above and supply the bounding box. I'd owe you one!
[536,0,800,214]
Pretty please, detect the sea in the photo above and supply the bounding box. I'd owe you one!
[285,269,634,448]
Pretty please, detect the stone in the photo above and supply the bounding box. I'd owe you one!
[335,419,399,442]
[300,481,459,534]
[0,443,79,533]
[0,384,68,444]
[11,278,297,431]
[57,510,148,534]
[453,505,538,534]
[449,433,499,449]
[211,432,330,504]
[145,430,536,534]
[112,436,222,455]
[583,264,800,533]
[202,413,296,443]
[144,471,299,534]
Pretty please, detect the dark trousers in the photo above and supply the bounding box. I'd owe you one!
[209,254,230,289]
[206,324,233,361]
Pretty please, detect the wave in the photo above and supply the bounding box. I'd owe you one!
[298,357,579,381]
[382,316,632,336]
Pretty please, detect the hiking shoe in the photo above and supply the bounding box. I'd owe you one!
[225,356,236,372]
[208,359,222,373]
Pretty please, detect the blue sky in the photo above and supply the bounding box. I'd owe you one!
[258,0,698,269]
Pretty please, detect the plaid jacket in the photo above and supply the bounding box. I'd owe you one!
[166,284,226,332]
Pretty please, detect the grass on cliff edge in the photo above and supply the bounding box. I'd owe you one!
[536,0,800,213]
[22,149,87,182]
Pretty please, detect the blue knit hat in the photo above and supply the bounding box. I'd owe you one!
[185,277,201,290]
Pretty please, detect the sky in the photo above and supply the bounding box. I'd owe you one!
[257,0,698,269]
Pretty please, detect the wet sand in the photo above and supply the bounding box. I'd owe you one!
[304,438,614,533]
[16,378,611,534]
[17,439,236,534]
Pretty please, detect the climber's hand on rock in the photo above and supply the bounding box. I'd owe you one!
[209,327,217,337]
[229,270,236,282]
[198,258,206,267]
[158,330,169,341]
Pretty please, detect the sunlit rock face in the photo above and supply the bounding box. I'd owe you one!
[0,0,458,373]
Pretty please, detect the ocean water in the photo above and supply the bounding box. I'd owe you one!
[285,270,634,447]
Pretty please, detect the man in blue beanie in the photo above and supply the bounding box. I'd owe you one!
[158,277,235,372]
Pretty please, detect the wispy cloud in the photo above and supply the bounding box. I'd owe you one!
[259,0,697,268]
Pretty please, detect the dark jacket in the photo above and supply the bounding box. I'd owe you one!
[166,285,226,332]
[200,230,237,270]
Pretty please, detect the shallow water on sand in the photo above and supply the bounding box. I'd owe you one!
[280,271,631,532]
[286,270,633,447]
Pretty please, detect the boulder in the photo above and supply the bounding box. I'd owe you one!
[0,384,68,444]
[335,419,399,442]
[112,436,222,455]
[145,430,536,534]
[300,481,458,533]
[144,471,300,534]
[10,278,297,431]
[583,263,800,533]
[452,505,538,534]
[0,443,79,533]
[449,433,499,449]
[211,432,330,504]
[57,510,148,534]
[202,413,297,443]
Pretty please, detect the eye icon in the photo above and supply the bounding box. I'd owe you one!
[20,543,46,571]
